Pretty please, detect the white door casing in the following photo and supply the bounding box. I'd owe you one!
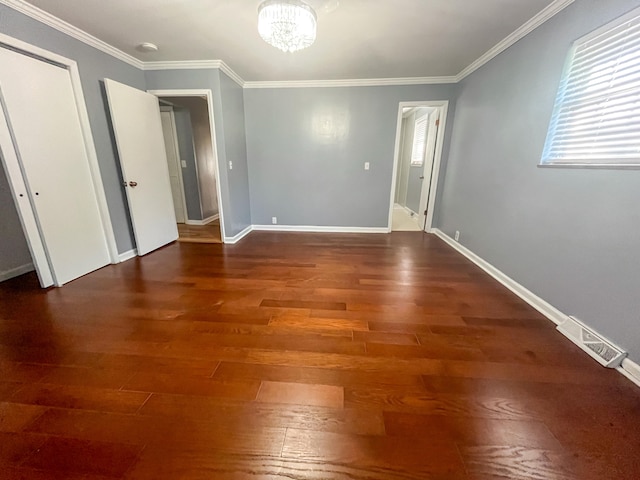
[160,109,187,224]
[147,89,226,242]
[388,101,449,233]
[104,79,178,256]
[0,46,111,286]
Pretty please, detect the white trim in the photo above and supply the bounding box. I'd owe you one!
[456,0,575,81]
[185,214,218,226]
[117,248,137,262]
[433,228,640,389]
[67,61,120,264]
[144,60,245,88]
[224,225,253,244]
[618,358,640,388]
[432,229,567,325]
[0,263,34,282]
[243,77,458,89]
[0,0,143,69]
[252,225,388,234]
[148,89,227,243]
[388,101,449,234]
[0,0,572,87]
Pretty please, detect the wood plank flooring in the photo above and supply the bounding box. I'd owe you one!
[177,220,222,243]
[0,231,638,479]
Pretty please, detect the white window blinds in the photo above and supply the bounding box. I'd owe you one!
[541,8,640,166]
[411,116,427,166]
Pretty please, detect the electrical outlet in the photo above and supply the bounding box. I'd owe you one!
[364,162,370,170]
[454,230,460,241]
[272,217,277,225]
[228,161,233,170]
[181,160,187,168]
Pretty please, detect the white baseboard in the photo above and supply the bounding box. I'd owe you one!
[432,229,566,325]
[117,249,138,263]
[432,228,639,388]
[252,225,388,234]
[618,358,640,388]
[185,214,218,226]
[223,224,388,244]
[0,263,34,282]
[224,225,253,244]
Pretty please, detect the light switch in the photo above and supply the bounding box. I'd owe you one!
[181,160,187,168]
[229,161,233,170]
[364,162,370,170]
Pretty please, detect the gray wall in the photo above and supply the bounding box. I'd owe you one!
[219,73,251,233]
[244,85,457,227]
[181,98,218,220]
[172,108,203,220]
[437,0,640,362]
[0,166,33,276]
[0,4,146,254]
[145,69,251,237]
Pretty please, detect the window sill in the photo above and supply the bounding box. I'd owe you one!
[538,163,640,170]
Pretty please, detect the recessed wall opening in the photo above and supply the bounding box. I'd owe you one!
[388,101,448,233]
[154,94,223,244]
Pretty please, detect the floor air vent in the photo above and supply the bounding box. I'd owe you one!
[557,316,627,368]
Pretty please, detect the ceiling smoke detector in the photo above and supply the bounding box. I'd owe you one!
[137,42,159,53]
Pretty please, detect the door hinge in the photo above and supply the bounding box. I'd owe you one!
[435,119,440,127]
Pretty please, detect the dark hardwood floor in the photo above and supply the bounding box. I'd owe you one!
[0,232,638,479]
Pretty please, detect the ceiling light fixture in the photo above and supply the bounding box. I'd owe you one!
[258,0,317,53]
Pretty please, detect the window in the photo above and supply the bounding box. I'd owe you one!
[541,7,640,167]
[411,116,428,166]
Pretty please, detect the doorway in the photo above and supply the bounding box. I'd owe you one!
[152,92,224,244]
[388,101,448,233]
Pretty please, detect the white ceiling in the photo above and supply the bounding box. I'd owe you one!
[23,0,559,81]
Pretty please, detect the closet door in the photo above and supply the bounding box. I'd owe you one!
[0,47,110,285]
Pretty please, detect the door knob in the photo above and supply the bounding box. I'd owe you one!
[129,181,138,188]
[419,176,425,180]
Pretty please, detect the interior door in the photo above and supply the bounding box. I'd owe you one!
[160,110,186,224]
[418,111,440,231]
[104,79,178,256]
[0,46,111,286]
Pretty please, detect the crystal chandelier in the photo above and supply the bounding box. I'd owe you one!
[258,0,317,53]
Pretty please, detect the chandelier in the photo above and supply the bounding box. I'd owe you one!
[258,0,317,53]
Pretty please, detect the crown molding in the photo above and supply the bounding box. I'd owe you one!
[2,0,575,88]
[143,60,245,87]
[456,0,575,82]
[0,0,143,69]
[243,76,458,89]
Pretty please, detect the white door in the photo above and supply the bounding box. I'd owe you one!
[0,46,111,286]
[418,111,440,231]
[160,110,187,224]
[104,79,178,256]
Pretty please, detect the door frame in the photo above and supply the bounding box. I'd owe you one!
[0,33,119,286]
[160,106,189,224]
[387,100,449,233]
[148,89,226,242]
